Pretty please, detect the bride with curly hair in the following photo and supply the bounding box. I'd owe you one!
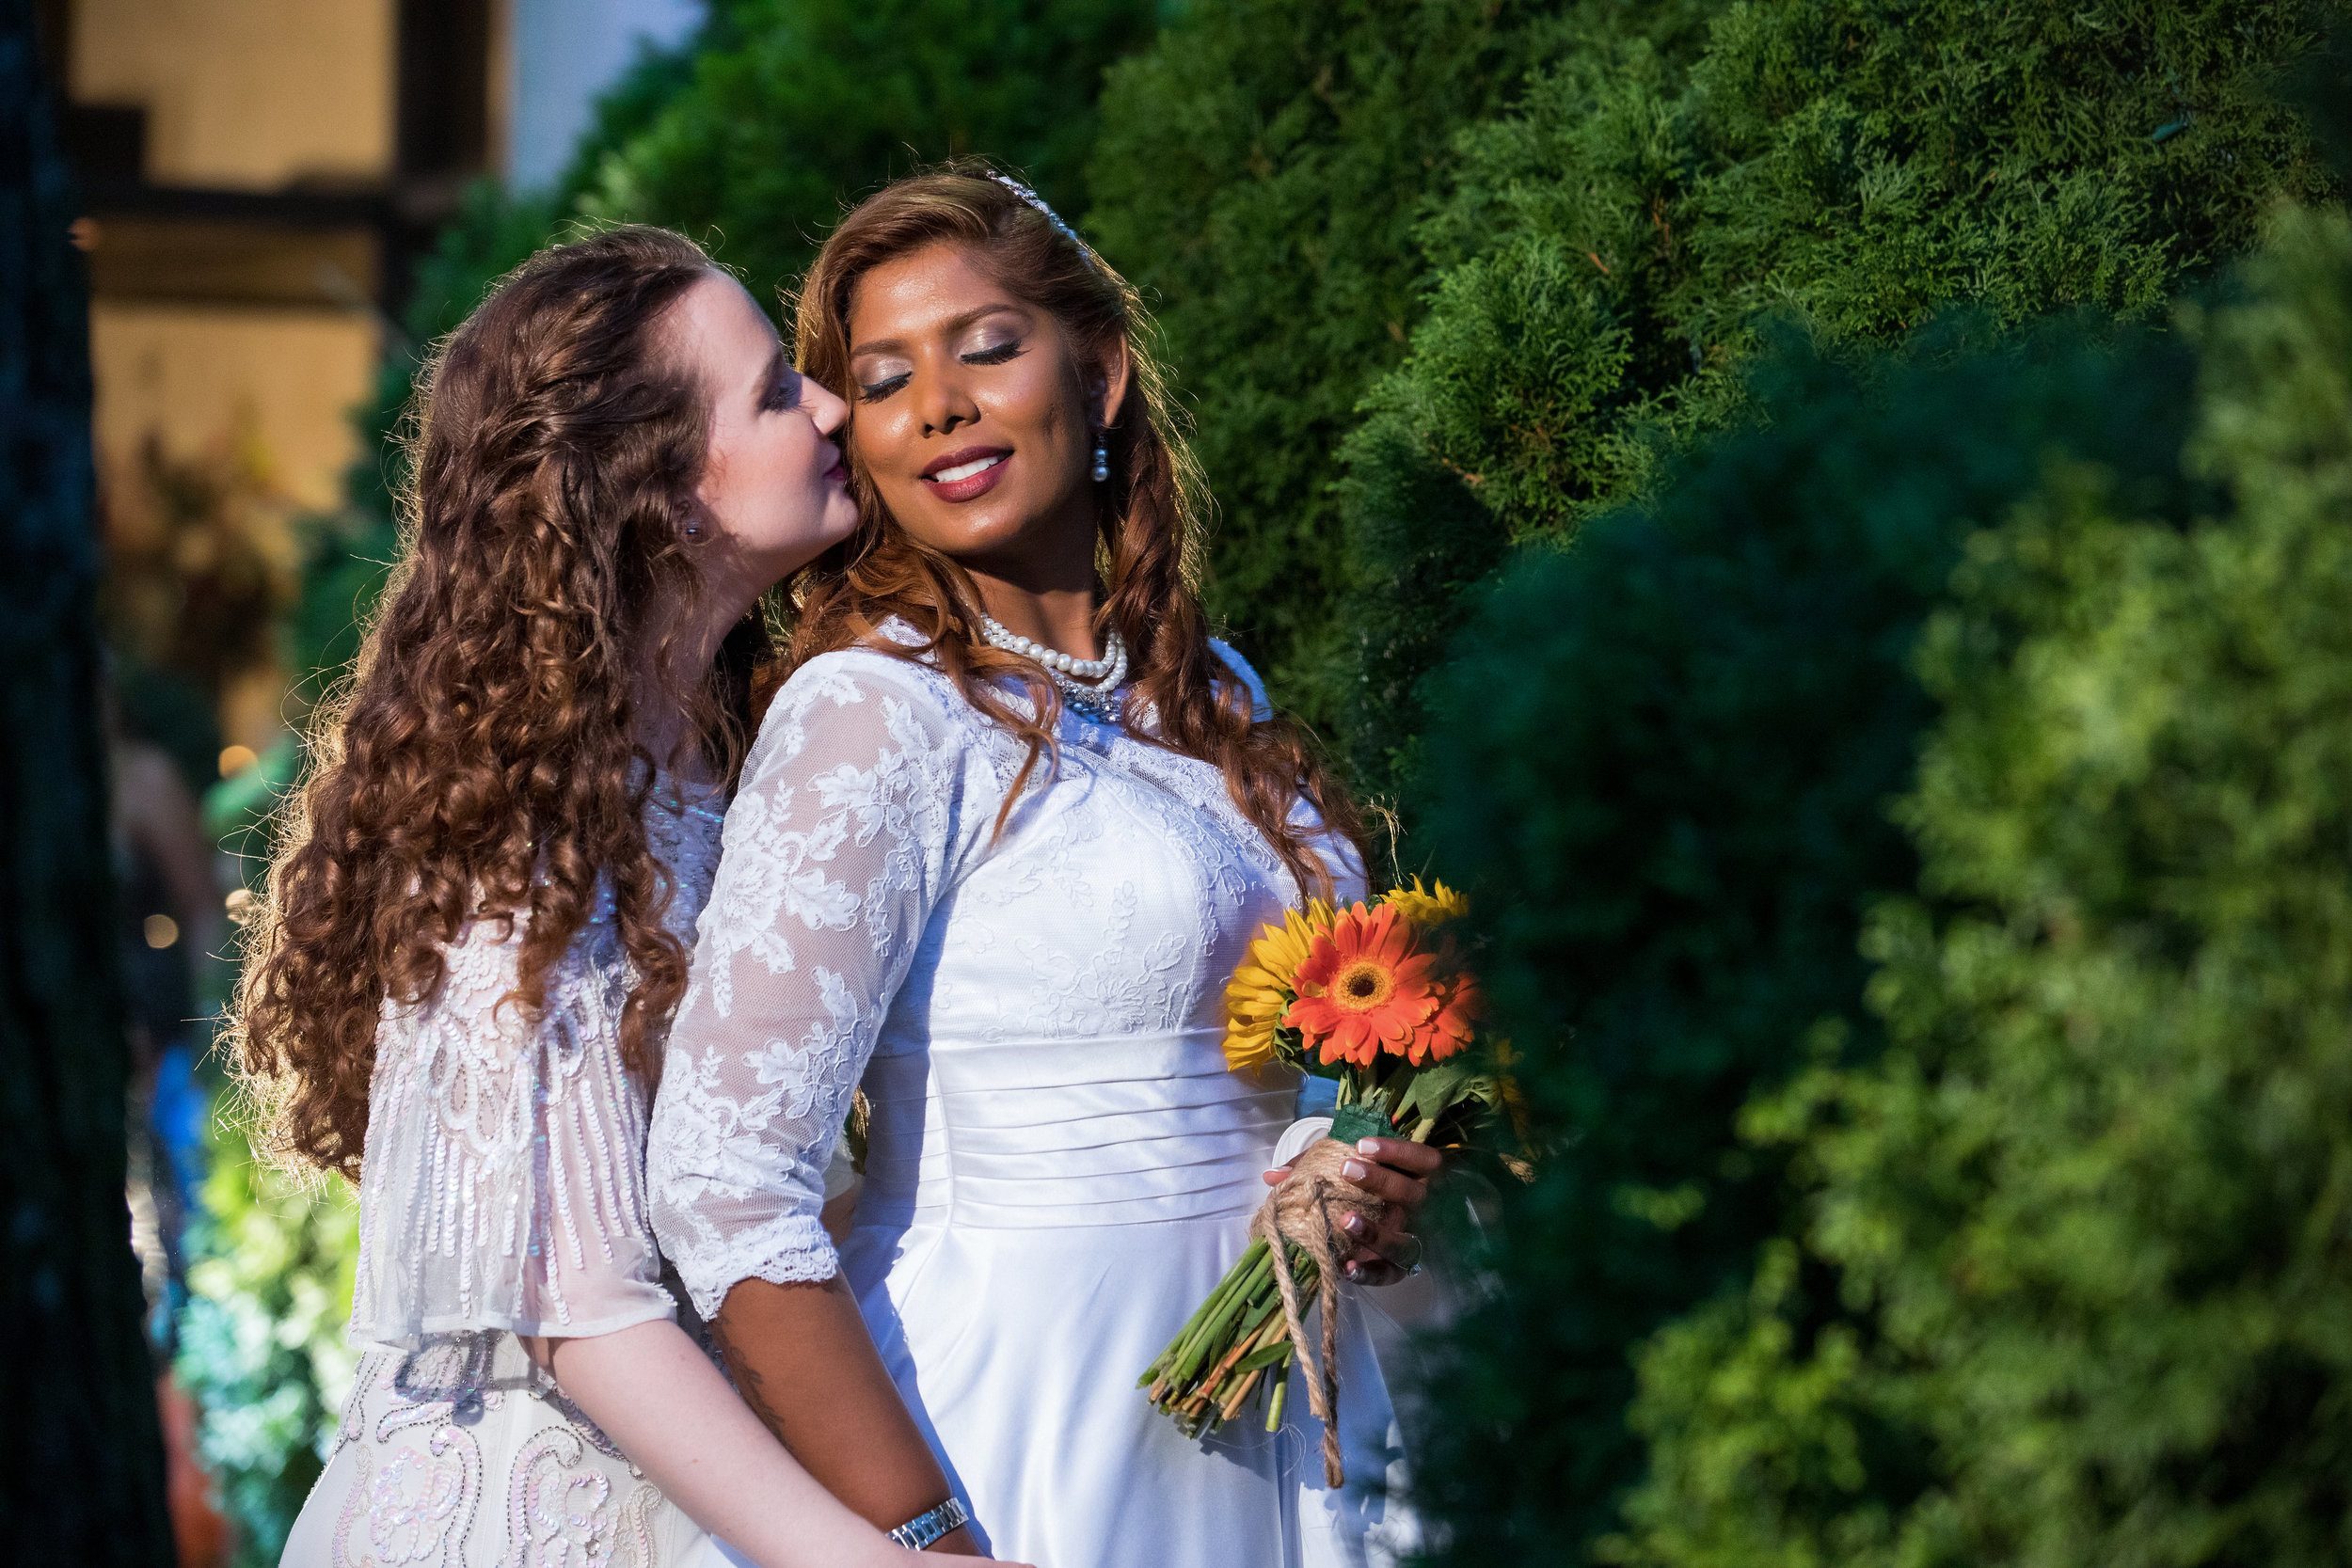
[648,166,1436,1566]
[238,225,1011,1568]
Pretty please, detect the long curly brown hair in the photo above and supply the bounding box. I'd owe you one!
[235,226,767,1180]
[789,165,1363,895]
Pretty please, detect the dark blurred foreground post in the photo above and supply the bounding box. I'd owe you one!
[0,0,175,1560]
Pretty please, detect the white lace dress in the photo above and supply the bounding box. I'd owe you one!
[281,783,743,1568]
[648,635,1417,1568]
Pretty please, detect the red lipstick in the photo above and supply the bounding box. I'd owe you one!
[919,445,1011,503]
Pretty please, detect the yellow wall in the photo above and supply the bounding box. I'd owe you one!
[72,0,395,187]
[90,303,376,521]
[91,303,378,751]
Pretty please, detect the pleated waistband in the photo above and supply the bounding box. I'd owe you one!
[857,1029,1292,1229]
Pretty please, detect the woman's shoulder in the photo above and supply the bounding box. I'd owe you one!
[749,635,987,776]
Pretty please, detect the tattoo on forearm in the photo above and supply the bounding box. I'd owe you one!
[711,1319,790,1442]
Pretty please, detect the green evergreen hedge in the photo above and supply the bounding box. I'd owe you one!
[1610,202,2352,1568]
[1406,313,2199,1561]
[1342,0,2337,799]
[1085,0,1691,717]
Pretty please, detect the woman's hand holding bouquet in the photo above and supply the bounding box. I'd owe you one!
[1139,879,1513,1484]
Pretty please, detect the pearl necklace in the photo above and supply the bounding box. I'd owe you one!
[977,612,1129,721]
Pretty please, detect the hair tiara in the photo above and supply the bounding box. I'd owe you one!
[989,173,1102,271]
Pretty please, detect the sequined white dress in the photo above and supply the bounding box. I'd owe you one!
[280,782,742,1568]
[648,632,1417,1568]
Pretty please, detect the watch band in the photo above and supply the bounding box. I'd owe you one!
[887,1497,970,1552]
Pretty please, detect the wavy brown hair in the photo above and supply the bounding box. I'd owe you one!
[789,164,1363,895]
[235,225,766,1180]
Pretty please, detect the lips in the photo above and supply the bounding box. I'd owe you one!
[920,445,1011,503]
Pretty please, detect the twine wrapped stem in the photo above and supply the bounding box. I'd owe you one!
[1248,1136,1390,1488]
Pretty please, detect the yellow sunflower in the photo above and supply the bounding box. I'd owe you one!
[1383,876,1470,927]
[1221,899,1335,1070]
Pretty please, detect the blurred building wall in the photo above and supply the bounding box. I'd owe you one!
[49,0,685,761]
[71,0,394,186]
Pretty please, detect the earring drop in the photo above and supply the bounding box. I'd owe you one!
[684,523,702,538]
[1090,436,1110,483]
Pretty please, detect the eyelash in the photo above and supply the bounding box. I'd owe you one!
[856,340,1025,404]
[761,373,802,414]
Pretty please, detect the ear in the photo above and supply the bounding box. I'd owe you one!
[1089,334,1134,432]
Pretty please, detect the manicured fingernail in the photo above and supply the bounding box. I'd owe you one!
[1343,1214,1368,1237]
[1357,1138,1384,1154]
[1343,1159,1370,1181]
[1345,1261,1362,1279]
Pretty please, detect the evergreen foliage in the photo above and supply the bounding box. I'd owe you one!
[1085,0,1701,715]
[1610,203,2352,1568]
[1405,314,2199,1561]
[1342,0,2338,796]
[581,0,1156,297]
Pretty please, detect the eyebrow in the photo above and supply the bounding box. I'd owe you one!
[849,301,1026,360]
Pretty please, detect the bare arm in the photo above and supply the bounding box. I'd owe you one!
[531,1319,1005,1567]
[712,1276,986,1556]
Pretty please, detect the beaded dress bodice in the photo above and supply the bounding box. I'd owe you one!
[291,782,731,1568]
[348,780,726,1348]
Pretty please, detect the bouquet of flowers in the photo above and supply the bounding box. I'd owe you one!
[1138,879,1509,1483]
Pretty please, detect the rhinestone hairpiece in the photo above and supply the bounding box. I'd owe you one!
[990,173,1101,271]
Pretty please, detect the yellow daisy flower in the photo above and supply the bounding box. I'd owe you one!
[1221,899,1334,1070]
[1383,876,1470,927]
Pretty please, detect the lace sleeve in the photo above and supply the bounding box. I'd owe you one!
[347,919,675,1350]
[648,656,978,1321]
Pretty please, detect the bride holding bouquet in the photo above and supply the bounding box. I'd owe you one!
[647,165,1438,1565]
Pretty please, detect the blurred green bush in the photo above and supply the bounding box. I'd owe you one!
[178,1133,358,1568]
[1405,308,2201,1562]
[1609,201,2352,1568]
[584,0,1156,296]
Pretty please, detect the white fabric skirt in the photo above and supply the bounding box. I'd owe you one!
[847,1031,1420,1568]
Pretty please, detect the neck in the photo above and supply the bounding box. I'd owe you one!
[634,571,763,784]
[962,506,1102,659]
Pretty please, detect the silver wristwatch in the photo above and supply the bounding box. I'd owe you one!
[888,1497,971,1552]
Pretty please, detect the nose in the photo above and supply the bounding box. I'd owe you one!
[917,359,980,437]
[806,376,851,438]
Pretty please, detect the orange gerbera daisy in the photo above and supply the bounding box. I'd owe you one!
[1285,902,1446,1068]
[1416,966,1484,1066]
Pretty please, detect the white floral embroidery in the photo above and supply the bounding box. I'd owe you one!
[647,634,1364,1323]
[651,657,971,1317]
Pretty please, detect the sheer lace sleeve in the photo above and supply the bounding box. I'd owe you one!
[347,918,675,1350]
[648,655,983,1321]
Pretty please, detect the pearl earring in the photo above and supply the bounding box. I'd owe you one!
[1090,435,1110,483]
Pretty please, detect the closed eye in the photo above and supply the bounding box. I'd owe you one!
[857,371,911,404]
[761,365,804,414]
[963,341,1024,367]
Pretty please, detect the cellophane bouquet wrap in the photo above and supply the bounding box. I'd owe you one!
[1138,879,1510,1483]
